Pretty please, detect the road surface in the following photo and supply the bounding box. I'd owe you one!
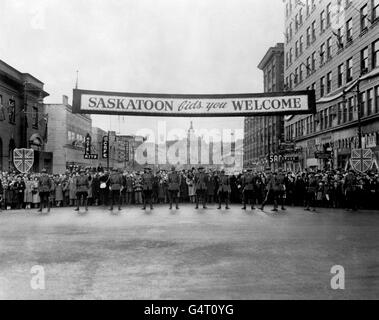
[0,204,378,299]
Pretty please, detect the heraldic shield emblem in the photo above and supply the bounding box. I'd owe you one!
[13,148,35,173]
[350,149,373,173]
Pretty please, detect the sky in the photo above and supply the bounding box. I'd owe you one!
[0,0,285,136]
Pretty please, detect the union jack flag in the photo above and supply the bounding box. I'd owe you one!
[350,149,373,173]
[13,148,34,173]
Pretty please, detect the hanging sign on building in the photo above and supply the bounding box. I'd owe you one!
[102,136,109,159]
[72,89,316,117]
[84,154,98,160]
[13,148,34,173]
[350,149,373,173]
[84,133,92,156]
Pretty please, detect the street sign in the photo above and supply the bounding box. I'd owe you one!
[84,154,98,160]
[13,148,34,173]
[350,149,373,173]
[314,151,332,159]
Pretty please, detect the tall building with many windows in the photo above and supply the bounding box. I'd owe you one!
[244,43,285,170]
[283,0,379,170]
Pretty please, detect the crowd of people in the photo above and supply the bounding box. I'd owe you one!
[0,165,378,212]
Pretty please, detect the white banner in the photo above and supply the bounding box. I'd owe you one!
[73,89,316,117]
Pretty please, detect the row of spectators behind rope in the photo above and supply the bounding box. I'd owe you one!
[0,167,378,211]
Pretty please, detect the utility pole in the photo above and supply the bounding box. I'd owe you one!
[356,79,363,149]
[107,131,110,171]
[22,82,28,148]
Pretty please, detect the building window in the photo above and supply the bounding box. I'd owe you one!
[299,35,303,54]
[361,47,369,74]
[289,22,293,39]
[320,43,325,65]
[295,40,299,57]
[346,57,353,82]
[32,106,38,129]
[338,63,344,87]
[299,7,303,25]
[360,4,368,31]
[311,20,316,41]
[306,27,311,46]
[343,99,348,123]
[360,92,367,117]
[320,76,325,97]
[311,51,316,71]
[348,96,354,121]
[319,111,324,130]
[346,18,353,42]
[8,99,15,124]
[327,72,332,93]
[338,102,342,124]
[329,106,334,127]
[373,39,379,69]
[373,0,379,21]
[367,89,373,116]
[320,10,325,32]
[336,27,344,50]
[375,86,379,113]
[290,48,293,64]
[295,14,299,31]
[306,56,311,76]
[326,3,331,26]
[326,37,332,59]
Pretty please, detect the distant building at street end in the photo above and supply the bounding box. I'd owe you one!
[45,95,93,173]
[0,59,52,172]
[244,43,285,170]
[283,0,379,170]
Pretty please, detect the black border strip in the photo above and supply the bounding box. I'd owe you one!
[72,88,317,117]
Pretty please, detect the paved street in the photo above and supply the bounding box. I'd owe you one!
[0,204,378,300]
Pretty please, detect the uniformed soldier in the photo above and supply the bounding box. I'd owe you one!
[109,168,123,211]
[38,168,52,213]
[277,168,286,211]
[194,166,208,209]
[168,166,181,209]
[241,168,256,210]
[142,167,154,210]
[75,169,89,212]
[260,171,285,212]
[304,171,318,212]
[343,170,358,211]
[217,170,231,209]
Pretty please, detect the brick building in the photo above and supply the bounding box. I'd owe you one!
[243,43,285,170]
[45,95,93,173]
[283,0,379,170]
[0,59,52,172]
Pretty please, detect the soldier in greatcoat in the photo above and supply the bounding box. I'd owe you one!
[109,168,123,211]
[38,168,52,213]
[194,167,208,209]
[168,166,181,210]
[241,168,256,210]
[217,170,231,209]
[142,167,154,210]
[75,169,89,212]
